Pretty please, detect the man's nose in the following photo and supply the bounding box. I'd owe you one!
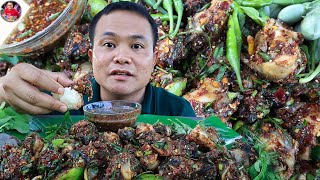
[113,47,132,64]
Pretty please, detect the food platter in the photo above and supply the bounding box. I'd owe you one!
[0,0,319,179]
[1,114,247,179]
[27,114,243,149]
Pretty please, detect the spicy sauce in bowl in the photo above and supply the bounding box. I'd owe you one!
[83,101,141,132]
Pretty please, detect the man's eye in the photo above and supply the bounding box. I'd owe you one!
[132,44,143,49]
[103,42,115,48]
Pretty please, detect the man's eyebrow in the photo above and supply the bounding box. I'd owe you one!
[101,32,146,41]
[102,32,116,37]
[129,34,146,41]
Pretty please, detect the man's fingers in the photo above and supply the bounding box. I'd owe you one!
[13,64,65,94]
[12,81,68,113]
[45,70,74,87]
[6,93,52,115]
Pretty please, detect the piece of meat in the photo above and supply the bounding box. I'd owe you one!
[155,34,189,68]
[183,78,240,122]
[186,124,220,150]
[259,123,299,179]
[69,120,99,145]
[158,156,195,179]
[186,0,232,51]
[278,103,320,161]
[105,152,143,179]
[247,19,306,82]
[63,23,91,60]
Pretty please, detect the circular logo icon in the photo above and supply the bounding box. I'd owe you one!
[1,1,21,22]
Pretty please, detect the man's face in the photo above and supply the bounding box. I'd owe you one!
[6,2,13,10]
[89,10,155,99]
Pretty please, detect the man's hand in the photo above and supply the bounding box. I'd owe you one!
[0,63,74,114]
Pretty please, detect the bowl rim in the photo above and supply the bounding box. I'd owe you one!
[83,100,142,116]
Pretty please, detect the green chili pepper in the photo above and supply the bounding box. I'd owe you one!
[272,0,313,6]
[153,0,162,9]
[16,29,32,39]
[169,0,184,39]
[151,13,177,21]
[232,4,243,55]
[226,9,244,90]
[162,0,174,34]
[234,0,272,8]
[258,52,271,62]
[143,0,167,14]
[48,12,61,21]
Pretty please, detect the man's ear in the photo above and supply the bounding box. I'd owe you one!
[88,49,93,63]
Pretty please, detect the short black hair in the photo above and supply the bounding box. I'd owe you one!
[89,2,158,49]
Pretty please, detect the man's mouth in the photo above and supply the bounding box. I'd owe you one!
[110,70,133,76]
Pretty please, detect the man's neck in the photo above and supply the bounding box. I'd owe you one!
[100,87,146,104]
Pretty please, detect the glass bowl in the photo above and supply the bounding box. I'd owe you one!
[83,100,142,132]
[0,0,87,56]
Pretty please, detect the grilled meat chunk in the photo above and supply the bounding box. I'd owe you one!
[186,0,232,51]
[247,19,306,82]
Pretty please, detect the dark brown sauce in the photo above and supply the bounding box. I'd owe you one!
[86,107,141,132]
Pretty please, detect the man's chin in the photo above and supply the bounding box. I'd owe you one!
[108,84,133,95]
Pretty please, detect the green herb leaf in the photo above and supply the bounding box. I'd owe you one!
[0,105,30,134]
[240,6,266,26]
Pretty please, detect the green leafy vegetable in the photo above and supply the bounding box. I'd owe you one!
[0,55,22,65]
[0,102,31,134]
[43,111,73,141]
[240,6,266,26]
[240,126,281,180]
[88,0,109,17]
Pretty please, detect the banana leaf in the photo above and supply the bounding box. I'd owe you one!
[9,114,243,149]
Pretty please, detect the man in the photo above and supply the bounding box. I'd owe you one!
[3,1,19,21]
[0,2,196,117]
